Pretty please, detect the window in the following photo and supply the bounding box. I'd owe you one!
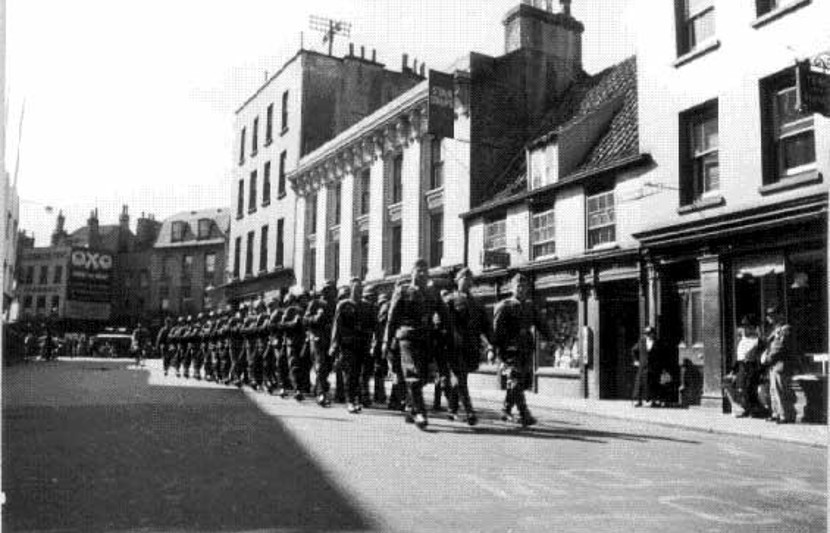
[204,252,216,279]
[281,90,289,131]
[359,168,371,215]
[276,218,285,267]
[239,127,246,165]
[53,265,63,284]
[197,218,211,240]
[263,161,271,206]
[757,0,780,14]
[248,170,258,213]
[39,265,48,285]
[531,208,556,258]
[676,0,716,55]
[266,103,274,144]
[182,255,193,280]
[484,218,507,251]
[237,179,245,218]
[430,137,444,190]
[307,193,318,235]
[25,265,34,284]
[762,69,816,184]
[51,295,60,313]
[163,257,176,281]
[391,154,403,204]
[359,233,369,279]
[160,286,170,311]
[245,231,254,276]
[333,183,342,225]
[587,191,616,248]
[233,236,241,278]
[23,295,33,309]
[429,212,443,268]
[681,101,719,203]
[278,151,287,196]
[390,225,402,275]
[36,295,46,311]
[330,238,340,283]
[252,116,259,155]
[260,225,269,272]
[171,220,187,243]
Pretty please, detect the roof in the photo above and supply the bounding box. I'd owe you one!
[68,225,131,252]
[154,208,231,248]
[476,56,640,213]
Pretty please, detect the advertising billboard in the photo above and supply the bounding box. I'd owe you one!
[65,248,113,320]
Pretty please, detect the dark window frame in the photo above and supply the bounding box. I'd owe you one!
[248,170,258,214]
[278,151,287,197]
[276,218,285,267]
[679,99,720,205]
[675,0,716,56]
[263,161,272,206]
[245,231,255,276]
[260,225,269,273]
[265,103,274,144]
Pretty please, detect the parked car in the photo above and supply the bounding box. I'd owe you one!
[91,329,133,358]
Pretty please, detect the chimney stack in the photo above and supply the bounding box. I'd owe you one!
[402,53,409,72]
[560,0,571,16]
[372,49,377,63]
[360,45,365,59]
[349,42,354,56]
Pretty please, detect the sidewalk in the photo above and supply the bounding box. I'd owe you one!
[469,388,828,448]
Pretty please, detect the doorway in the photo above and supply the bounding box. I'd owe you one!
[599,280,640,399]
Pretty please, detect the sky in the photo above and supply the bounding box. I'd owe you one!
[6,0,637,246]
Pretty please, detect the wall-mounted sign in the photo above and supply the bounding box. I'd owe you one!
[65,247,113,320]
[427,69,455,139]
[797,59,830,118]
[483,249,511,270]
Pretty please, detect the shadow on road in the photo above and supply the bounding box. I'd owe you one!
[3,359,375,532]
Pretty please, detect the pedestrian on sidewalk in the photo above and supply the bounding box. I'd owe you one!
[732,315,764,417]
[493,273,547,427]
[631,326,665,408]
[762,305,797,424]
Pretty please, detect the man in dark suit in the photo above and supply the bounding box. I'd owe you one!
[632,326,665,407]
[764,305,797,424]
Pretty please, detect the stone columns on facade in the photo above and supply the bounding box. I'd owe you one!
[580,269,601,400]
[367,158,386,280]
[339,172,355,286]
[315,185,328,288]
[699,253,725,408]
[400,140,423,269]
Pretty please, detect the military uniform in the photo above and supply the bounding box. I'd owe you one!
[304,287,336,405]
[156,318,173,375]
[493,294,545,426]
[330,291,376,411]
[226,307,246,386]
[447,285,492,424]
[280,293,307,400]
[369,290,389,404]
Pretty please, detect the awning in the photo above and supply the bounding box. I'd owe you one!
[733,254,785,278]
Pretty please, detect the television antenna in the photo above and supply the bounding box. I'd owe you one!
[309,15,352,56]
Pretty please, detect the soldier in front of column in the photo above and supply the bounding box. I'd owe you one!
[226,304,247,387]
[369,288,389,405]
[156,317,173,376]
[493,273,547,427]
[269,291,290,397]
[249,299,269,390]
[762,305,797,424]
[446,268,494,426]
[305,281,336,407]
[330,277,376,413]
[281,291,308,401]
[384,259,450,429]
[359,284,379,407]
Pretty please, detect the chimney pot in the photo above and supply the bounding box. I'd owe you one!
[402,53,409,71]
[560,0,571,16]
[420,63,426,76]
[372,49,377,62]
[349,43,354,56]
[360,45,365,59]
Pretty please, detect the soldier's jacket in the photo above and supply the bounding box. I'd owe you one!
[493,297,547,367]
[371,299,389,359]
[227,315,244,349]
[280,304,306,348]
[448,291,492,371]
[155,325,171,351]
[385,284,449,345]
[214,316,228,345]
[304,299,333,344]
[241,314,259,343]
[331,298,376,353]
[254,312,270,345]
[200,320,213,345]
[268,308,285,348]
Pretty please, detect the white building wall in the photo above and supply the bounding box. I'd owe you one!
[554,186,585,259]
[314,184,328,288]
[400,141,423,270]
[442,120,472,267]
[367,161,386,280]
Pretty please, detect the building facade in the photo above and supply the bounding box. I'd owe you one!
[150,208,230,317]
[289,1,587,297]
[225,48,423,304]
[14,244,70,322]
[631,0,829,407]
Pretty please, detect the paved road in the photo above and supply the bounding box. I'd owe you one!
[3,359,826,532]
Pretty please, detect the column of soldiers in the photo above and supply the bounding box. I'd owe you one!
[154,260,544,430]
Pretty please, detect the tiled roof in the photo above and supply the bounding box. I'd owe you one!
[479,56,639,211]
[155,207,231,248]
[68,225,130,252]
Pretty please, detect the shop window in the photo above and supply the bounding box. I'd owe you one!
[675,0,716,56]
[586,190,616,248]
[677,284,703,349]
[260,225,269,272]
[788,250,828,358]
[484,218,507,251]
[761,69,816,184]
[531,208,556,259]
[429,211,443,268]
[680,101,719,204]
[537,300,581,370]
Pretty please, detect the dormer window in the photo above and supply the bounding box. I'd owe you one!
[197,218,212,240]
[171,221,187,243]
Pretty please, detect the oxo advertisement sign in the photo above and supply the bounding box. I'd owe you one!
[67,247,113,307]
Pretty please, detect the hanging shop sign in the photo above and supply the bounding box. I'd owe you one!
[482,249,511,270]
[796,58,830,118]
[427,69,455,139]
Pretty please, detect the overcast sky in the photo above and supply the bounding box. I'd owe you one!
[6,0,636,246]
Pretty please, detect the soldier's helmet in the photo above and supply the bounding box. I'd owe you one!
[197,313,204,321]
[177,316,185,323]
[377,292,389,304]
[337,286,351,301]
[186,315,193,322]
[164,317,172,325]
[363,285,376,298]
[283,291,296,306]
[254,299,267,312]
[208,311,216,319]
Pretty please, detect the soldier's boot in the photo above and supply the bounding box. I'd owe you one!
[501,389,516,422]
[361,378,372,408]
[432,381,445,412]
[373,375,387,404]
[515,391,536,427]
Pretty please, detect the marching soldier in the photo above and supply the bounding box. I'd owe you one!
[261,298,279,393]
[493,273,547,427]
[170,316,184,377]
[156,317,174,376]
[446,268,494,426]
[384,259,450,429]
[359,286,379,407]
[305,281,337,407]
[281,291,308,401]
[245,300,268,390]
[369,288,389,405]
[226,304,247,386]
[330,277,376,413]
[203,311,218,381]
[269,291,291,397]
[181,316,196,379]
[191,313,207,380]
[217,307,234,384]
[210,309,227,382]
